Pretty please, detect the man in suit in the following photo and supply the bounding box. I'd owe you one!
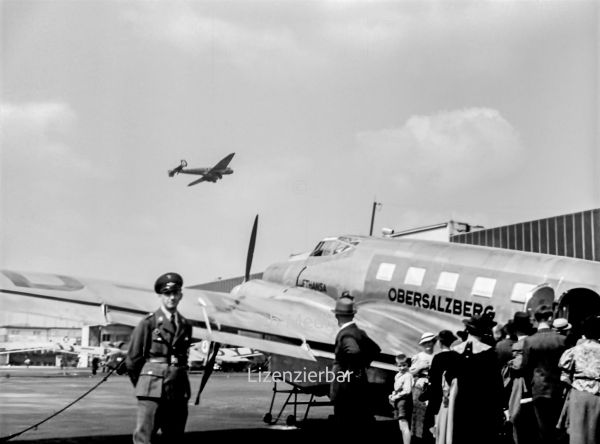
[522,304,567,444]
[125,272,193,444]
[330,292,381,432]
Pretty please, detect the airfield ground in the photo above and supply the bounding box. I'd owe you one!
[0,368,397,442]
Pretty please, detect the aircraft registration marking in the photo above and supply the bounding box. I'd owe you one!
[298,279,327,292]
[388,287,494,318]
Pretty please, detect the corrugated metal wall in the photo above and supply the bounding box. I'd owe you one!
[451,209,600,262]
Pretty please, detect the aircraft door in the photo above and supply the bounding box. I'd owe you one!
[525,284,555,315]
[556,288,600,339]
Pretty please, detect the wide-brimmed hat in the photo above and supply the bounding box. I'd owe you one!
[418,332,437,345]
[438,330,458,347]
[512,311,532,332]
[463,314,495,334]
[553,318,572,331]
[332,294,356,315]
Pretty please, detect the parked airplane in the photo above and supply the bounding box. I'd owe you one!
[189,341,265,371]
[168,153,235,186]
[0,340,124,358]
[1,216,599,419]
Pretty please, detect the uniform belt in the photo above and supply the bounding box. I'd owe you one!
[148,357,186,366]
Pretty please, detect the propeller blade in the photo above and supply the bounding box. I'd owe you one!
[194,342,221,405]
[245,215,258,282]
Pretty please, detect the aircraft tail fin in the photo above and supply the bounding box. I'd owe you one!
[168,160,188,177]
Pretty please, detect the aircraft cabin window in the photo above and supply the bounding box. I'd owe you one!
[472,277,496,298]
[404,267,426,286]
[376,263,396,281]
[437,272,459,292]
[511,283,537,303]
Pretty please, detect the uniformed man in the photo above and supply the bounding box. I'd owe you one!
[125,272,193,444]
[330,292,381,433]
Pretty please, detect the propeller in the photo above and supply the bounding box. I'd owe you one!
[195,214,259,404]
[244,214,258,282]
[195,342,221,405]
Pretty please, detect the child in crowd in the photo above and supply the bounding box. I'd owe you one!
[389,353,414,444]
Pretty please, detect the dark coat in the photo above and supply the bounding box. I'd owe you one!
[126,309,192,401]
[522,328,567,399]
[453,343,505,444]
[426,350,461,417]
[496,337,516,369]
[330,323,380,422]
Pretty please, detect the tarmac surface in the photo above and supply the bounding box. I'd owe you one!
[0,367,398,443]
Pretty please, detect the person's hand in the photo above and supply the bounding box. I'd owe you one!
[105,352,127,374]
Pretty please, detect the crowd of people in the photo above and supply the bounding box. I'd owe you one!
[390,307,600,444]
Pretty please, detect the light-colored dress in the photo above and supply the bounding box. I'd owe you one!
[558,339,600,444]
[435,372,458,444]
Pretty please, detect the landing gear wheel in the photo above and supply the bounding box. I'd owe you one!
[263,413,272,424]
[286,415,296,426]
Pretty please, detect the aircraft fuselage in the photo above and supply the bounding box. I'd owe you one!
[179,167,233,176]
[262,235,600,334]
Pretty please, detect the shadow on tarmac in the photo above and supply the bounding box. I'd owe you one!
[13,419,400,443]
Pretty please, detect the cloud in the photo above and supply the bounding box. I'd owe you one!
[356,108,523,193]
[0,101,86,168]
[119,3,317,71]
[1,102,75,138]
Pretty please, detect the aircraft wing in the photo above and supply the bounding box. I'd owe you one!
[187,176,209,186]
[212,152,235,170]
[1,270,441,370]
[0,270,324,362]
[0,342,63,355]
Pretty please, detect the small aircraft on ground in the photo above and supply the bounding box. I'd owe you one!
[168,153,235,186]
[1,214,599,424]
[0,340,125,357]
[189,340,266,372]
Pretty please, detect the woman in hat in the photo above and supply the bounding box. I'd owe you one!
[507,312,537,444]
[426,330,461,444]
[451,314,504,444]
[558,315,600,444]
[410,332,437,442]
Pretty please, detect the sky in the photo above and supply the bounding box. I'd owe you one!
[1,0,599,288]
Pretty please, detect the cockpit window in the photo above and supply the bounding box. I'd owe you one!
[310,237,360,257]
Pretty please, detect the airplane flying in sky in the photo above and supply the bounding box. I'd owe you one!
[168,153,235,186]
[1,216,599,420]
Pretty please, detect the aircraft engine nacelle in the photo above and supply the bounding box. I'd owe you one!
[229,280,337,333]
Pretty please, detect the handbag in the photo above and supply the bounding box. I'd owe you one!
[418,380,431,402]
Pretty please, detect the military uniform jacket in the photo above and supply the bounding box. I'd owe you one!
[126,309,192,401]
